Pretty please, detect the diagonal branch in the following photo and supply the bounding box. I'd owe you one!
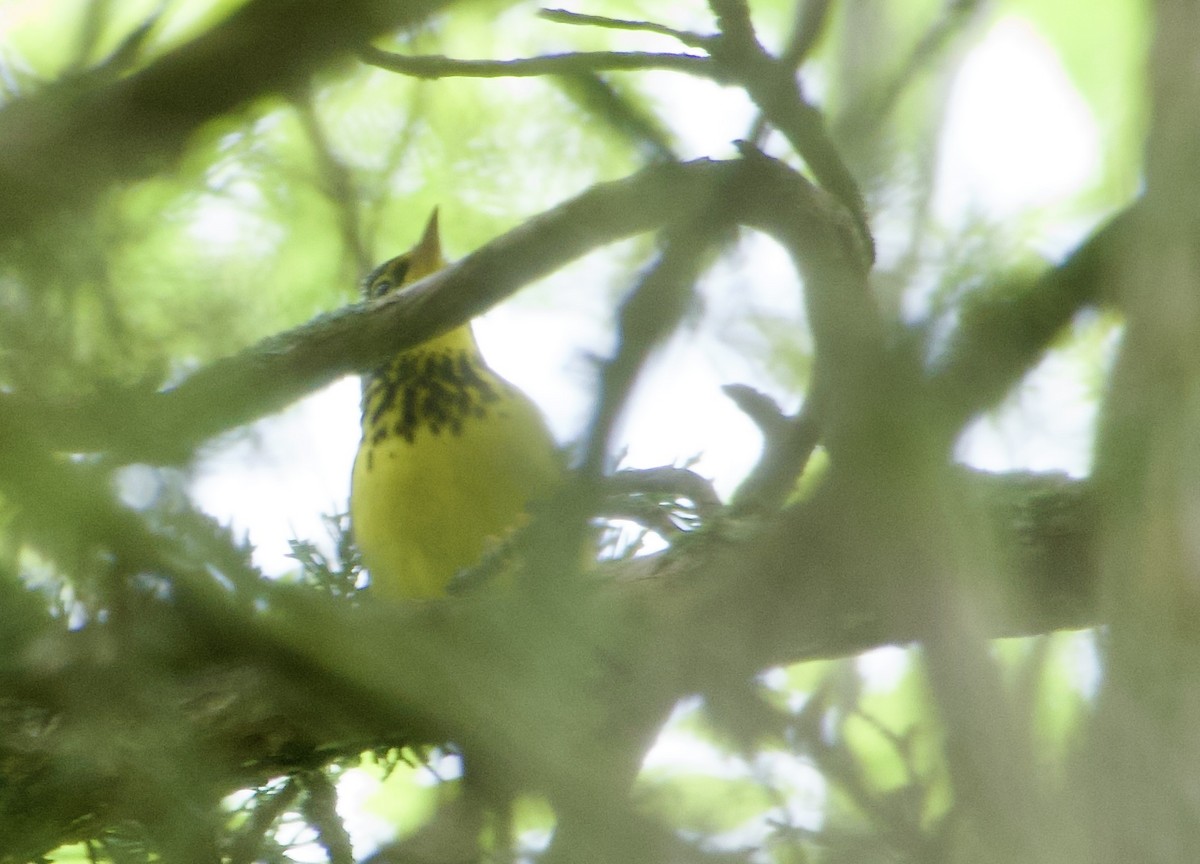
[8,153,862,464]
[927,204,1135,440]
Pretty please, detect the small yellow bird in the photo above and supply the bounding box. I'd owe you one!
[350,211,560,599]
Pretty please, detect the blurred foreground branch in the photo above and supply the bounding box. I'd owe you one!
[0,459,1097,860]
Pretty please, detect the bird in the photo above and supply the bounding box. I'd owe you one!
[350,210,561,599]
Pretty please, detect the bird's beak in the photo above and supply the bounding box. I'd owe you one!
[409,208,443,279]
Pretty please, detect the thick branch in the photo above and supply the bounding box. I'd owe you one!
[8,153,862,463]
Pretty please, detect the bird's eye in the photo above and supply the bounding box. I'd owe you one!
[366,257,410,299]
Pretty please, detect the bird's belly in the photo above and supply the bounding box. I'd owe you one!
[350,410,556,599]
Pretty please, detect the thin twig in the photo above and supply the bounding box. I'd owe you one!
[361,46,718,81]
[579,217,732,482]
[538,7,715,49]
[600,466,722,535]
[227,780,302,864]
[725,384,822,514]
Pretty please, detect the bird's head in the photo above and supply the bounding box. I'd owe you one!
[364,209,445,300]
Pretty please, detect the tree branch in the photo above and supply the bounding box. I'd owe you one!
[708,0,874,260]
[361,45,718,80]
[927,203,1136,439]
[537,8,715,49]
[7,153,862,464]
[0,459,1100,858]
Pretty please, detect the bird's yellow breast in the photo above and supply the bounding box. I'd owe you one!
[350,325,559,599]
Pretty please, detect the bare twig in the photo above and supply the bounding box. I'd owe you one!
[927,204,1133,442]
[747,0,833,144]
[578,217,731,482]
[724,383,822,514]
[361,45,717,80]
[538,7,715,49]
[300,771,355,864]
[227,780,302,864]
[600,466,722,535]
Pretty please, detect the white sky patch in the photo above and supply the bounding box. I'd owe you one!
[641,727,746,779]
[644,69,758,161]
[618,331,765,500]
[856,644,911,691]
[335,768,397,860]
[934,17,1101,224]
[640,696,706,770]
[192,377,361,576]
[955,333,1109,478]
[748,751,825,833]
[1063,630,1101,701]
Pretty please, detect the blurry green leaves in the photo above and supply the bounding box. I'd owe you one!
[821,0,973,181]
[631,654,954,856]
[990,632,1097,762]
[358,7,659,242]
[639,765,783,842]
